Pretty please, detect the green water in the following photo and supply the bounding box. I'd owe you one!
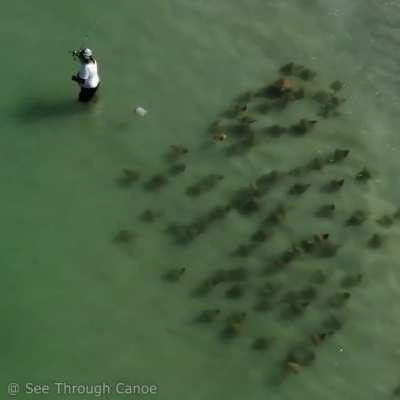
[1,0,400,399]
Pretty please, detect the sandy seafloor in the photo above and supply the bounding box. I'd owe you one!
[1,1,400,399]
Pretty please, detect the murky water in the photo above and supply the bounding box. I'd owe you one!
[1,1,400,399]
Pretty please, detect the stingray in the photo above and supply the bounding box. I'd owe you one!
[235,90,255,103]
[238,114,257,125]
[307,157,326,172]
[329,80,345,92]
[299,234,336,258]
[139,209,163,223]
[296,67,316,81]
[192,279,217,297]
[230,187,261,215]
[185,217,208,237]
[341,273,363,288]
[279,62,296,76]
[254,298,274,312]
[166,223,197,244]
[255,170,282,193]
[317,239,341,258]
[262,259,289,275]
[186,174,224,197]
[327,149,350,163]
[300,286,318,302]
[225,284,245,299]
[292,88,306,100]
[281,289,301,304]
[392,386,400,397]
[346,210,368,226]
[256,101,271,114]
[195,309,221,323]
[232,243,257,257]
[169,163,186,175]
[280,62,316,81]
[221,312,247,340]
[300,238,317,253]
[355,167,372,182]
[257,280,282,298]
[322,178,345,193]
[213,132,227,142]
[285,362,302,374]
[271,96,291,111]
[252,336,275,351]
[288,183,311,196]
[367,233,384,249]
[322,314,343,332]
[281,300,311,319]
[313,90,345,118]
[290,119,317,135]
[310,270,328,285]
[285,346,316,368]
[162,267,186,282]
[376,215,394,228]
[310,332,332,345]
[113,229,135,244]
[226,131,257,156]
[251,229,273,243]
[207,119,224,135]
[393,208,400,220]
[206,205,231,222]
[170,144,188,156]
[313,90,332,104]
[211,267,248,284]
[144,173,169,191]
[327,292,351,308]
[117,169,141,187]
[280,245,302,264]
[165,145,189,163]
[264,124,288,136]
[229,120,255,137]
[224,102,248,118]
[258,78,292,99]
[169,206,230,244]
[287,167,305,177]
[316,204,336,218]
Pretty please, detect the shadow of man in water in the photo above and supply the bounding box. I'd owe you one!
[15,96,87,124]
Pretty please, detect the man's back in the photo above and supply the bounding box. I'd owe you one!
[78,61,100,89]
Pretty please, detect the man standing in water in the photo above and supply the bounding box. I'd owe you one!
[71,48,100,103]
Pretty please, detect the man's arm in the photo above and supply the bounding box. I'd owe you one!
[72,65,89,85]
[71,75,86,84]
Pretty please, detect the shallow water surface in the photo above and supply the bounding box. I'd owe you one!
[1,1,400,399]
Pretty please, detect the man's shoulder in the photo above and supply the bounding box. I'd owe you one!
[79,63,89,71]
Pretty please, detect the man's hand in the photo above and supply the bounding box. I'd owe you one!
[71,75,78,82]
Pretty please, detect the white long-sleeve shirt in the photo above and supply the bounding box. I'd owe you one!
[78,61,100,89]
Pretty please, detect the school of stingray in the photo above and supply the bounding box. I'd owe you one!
[112,63,400,387]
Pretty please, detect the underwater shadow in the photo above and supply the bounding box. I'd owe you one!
[15,96,84,124]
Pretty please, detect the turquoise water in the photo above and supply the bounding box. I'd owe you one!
[1,1,400,399]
